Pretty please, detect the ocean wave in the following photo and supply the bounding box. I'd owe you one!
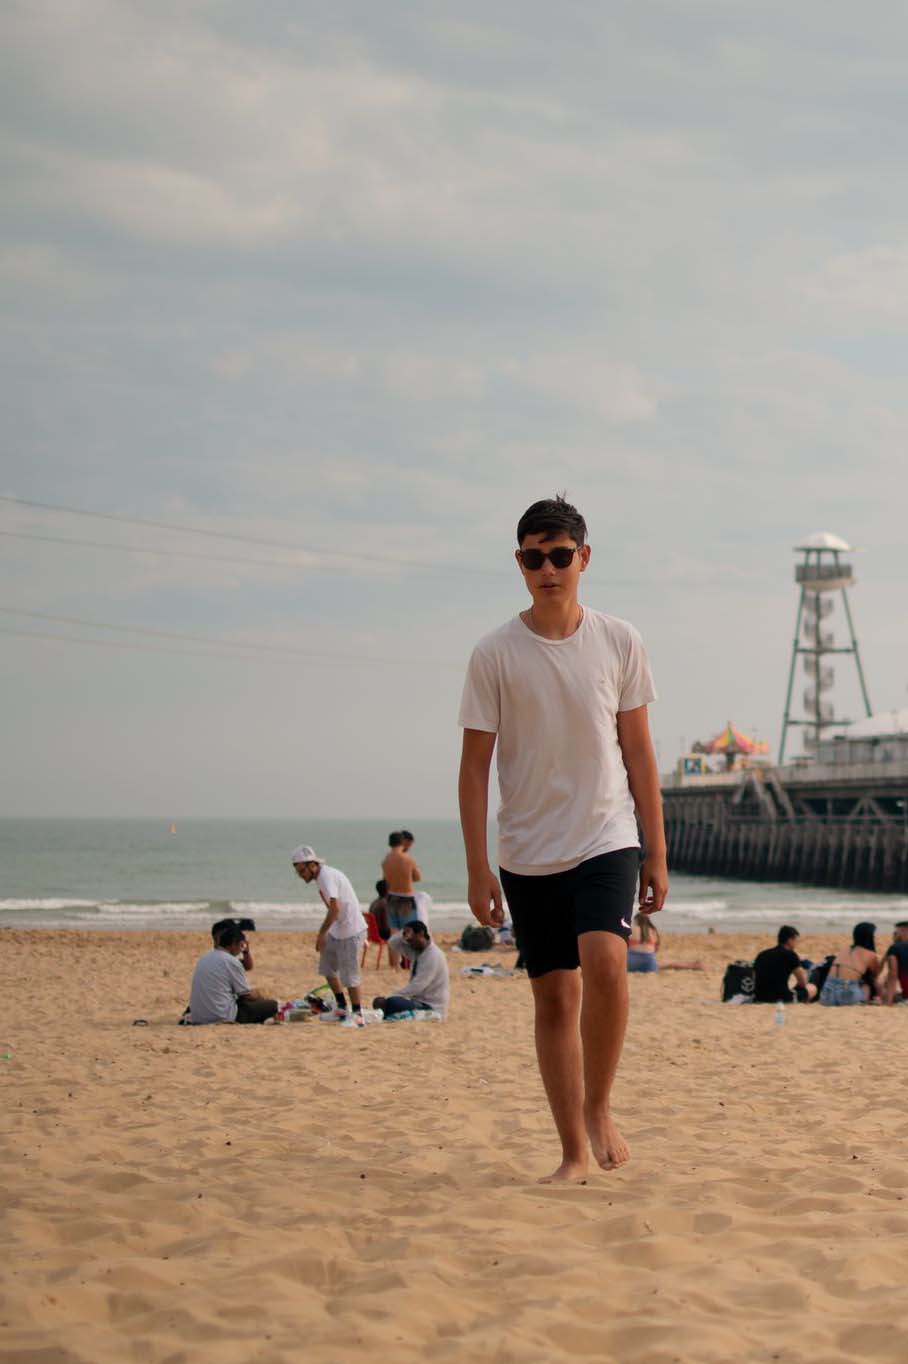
[664,899,728,913]
[0,898,100,911]
[94,901,211,915]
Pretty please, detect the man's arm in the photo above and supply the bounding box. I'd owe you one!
[458,729,504,926]
[616,705,668,914]
[408,855,422,884]
[316,897,340,952]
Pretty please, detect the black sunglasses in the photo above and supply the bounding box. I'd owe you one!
[518,546,580,570]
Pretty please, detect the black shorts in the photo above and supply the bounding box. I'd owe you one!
[500,848,640,979]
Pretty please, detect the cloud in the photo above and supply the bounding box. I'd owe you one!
[804,244,908,321]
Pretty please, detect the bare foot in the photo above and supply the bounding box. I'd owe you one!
[538,1157,589,1185]
[585,1110,630,1171]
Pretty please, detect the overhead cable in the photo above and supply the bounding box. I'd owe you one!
[0,605,462,668]
[0,494,510,577]
[0,625,461,669]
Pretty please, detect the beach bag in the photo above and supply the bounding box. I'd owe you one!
[721,960,755,1002]
[808,954,835,997]
[460,924,496,952]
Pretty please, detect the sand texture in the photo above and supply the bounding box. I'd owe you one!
[1,928,907,1364]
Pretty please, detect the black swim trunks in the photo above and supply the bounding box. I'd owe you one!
[499,847,640,979]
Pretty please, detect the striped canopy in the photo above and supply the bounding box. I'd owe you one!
[700,721,769,755]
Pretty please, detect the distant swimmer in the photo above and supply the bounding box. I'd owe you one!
[382,830,422,969]
[458,494,667,1182]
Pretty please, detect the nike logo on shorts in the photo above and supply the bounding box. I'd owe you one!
[621,917,631,930]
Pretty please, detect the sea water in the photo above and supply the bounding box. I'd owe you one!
[1,817,907,935]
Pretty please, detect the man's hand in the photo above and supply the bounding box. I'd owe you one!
[467,867,505,927]
[638,855,668,914]
[315,932,327,955]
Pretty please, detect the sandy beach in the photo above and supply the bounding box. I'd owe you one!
[2,927,907,1364]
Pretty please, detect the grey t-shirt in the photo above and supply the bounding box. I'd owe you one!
[388,935,450,1014]
[189,948,249,1024]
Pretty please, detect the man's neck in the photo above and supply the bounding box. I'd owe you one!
[522,595,583,640]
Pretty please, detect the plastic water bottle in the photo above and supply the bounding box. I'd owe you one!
[774,1002,786,1027]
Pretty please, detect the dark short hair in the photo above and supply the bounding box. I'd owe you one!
[217,924,246,949]
[516,494,587,548]
[895,920,908,929]
[375,879,388,896]
[388,831,404,847]
[852,921,876,951]
[400,829,414,842]
[777,924,799,946]
[211,916,255,944]
[403,919,429,939]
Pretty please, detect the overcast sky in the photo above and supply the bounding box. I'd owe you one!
[3,1,908,818]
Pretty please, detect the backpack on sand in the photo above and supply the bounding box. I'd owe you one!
[721,960,755,1002]
[459,924,496,952]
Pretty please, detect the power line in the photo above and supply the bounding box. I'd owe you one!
[0,625,289,663]
[0,605,462,668]
[0,526,654,591]
[0,494,511,578]
[0,528,326,572]
[0,624,464,669]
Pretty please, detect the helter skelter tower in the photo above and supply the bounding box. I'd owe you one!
[778,532,872,763]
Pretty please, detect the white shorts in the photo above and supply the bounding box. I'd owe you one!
[319,932,366,987]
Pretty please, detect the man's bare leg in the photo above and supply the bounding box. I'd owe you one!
[325,972,362,1009]
[530,969,588,1182]
[578,931,630,1170]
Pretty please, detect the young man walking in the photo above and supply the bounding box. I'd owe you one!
[458,495,667,1181]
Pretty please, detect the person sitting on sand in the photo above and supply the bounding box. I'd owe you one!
[626,912,703,973]
[627,912,660,972]
[753,925,817,1003]
[180,917,258,1022]
[881,921,908,1005]
[188,925,278,1025]
[372,920,449,1018]
[292,844,367,1024]
[819,922,881,1006]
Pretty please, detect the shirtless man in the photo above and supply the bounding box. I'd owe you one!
[382,830,422,969]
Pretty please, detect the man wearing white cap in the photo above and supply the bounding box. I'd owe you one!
[292,845,367,1024]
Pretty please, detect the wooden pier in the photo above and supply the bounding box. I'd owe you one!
[662,760,908,892]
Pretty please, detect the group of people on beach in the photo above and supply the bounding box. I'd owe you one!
[185,829,450,1027]
[753,920,908,1006]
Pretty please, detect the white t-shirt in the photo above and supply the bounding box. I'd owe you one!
[189,948,249,1024]
[317,864,366,939]
[413,891,432,927]
[458,609,656,875]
